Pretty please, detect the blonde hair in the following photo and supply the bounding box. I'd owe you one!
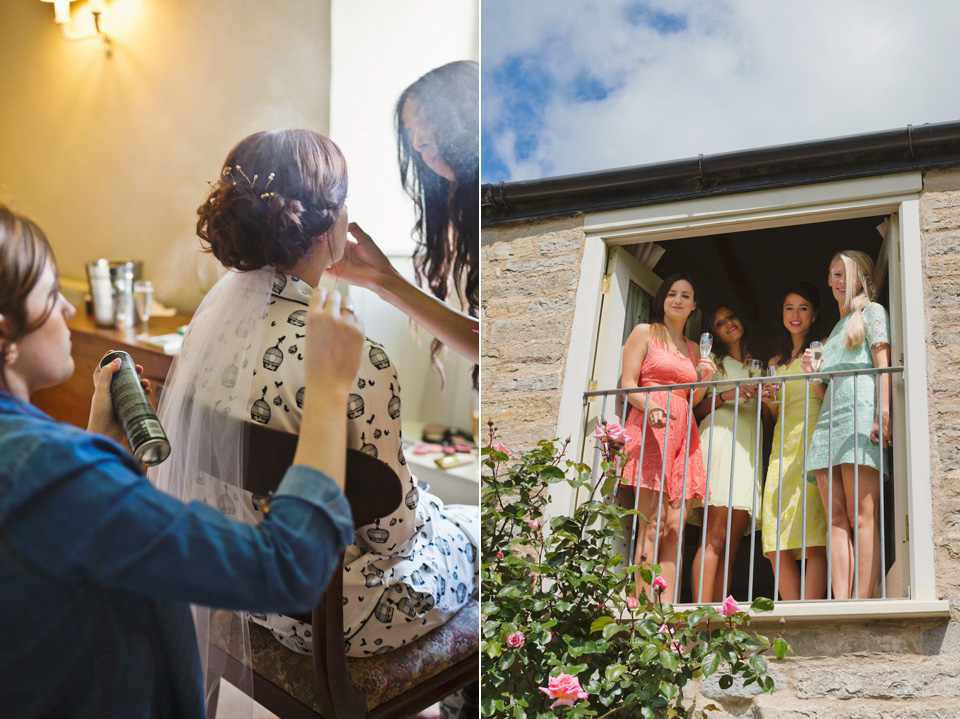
[830,250,876,349]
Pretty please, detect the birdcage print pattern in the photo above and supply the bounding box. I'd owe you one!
[369,343,390,370]
[251,387,271,425]
[388,384,401,419]
[347,393,364,419]
[359,433,378,458]
[405,481,419,510]
[263,339,284,371]
[226,272,479,658]
[222,361,238,388]
[272,271,287,294]
[287,309,305,327]
[366,519,389,544]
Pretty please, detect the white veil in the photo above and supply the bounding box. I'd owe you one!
[149,266,275,717]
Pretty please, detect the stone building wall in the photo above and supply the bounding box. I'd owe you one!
[480,214,586,449]
[480,168,960,717]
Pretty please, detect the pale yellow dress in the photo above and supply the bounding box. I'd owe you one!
[761,356,827,558]
[689,355,762,533]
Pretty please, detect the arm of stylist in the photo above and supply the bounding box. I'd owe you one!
[5,288,365,614]
[328,222,478,364]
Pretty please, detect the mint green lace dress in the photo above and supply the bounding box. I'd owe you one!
[806,302,890,480]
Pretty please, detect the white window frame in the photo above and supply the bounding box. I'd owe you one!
[554,172,948,619]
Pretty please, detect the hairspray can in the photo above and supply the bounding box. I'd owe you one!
[99,350,171,465]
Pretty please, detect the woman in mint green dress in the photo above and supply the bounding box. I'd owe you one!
[802,251,892,600]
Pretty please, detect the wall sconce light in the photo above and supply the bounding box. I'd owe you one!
[41,0,112,55]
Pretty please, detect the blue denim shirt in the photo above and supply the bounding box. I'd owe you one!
[0,391,353,718]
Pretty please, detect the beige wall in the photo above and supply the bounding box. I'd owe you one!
[0,0,331,312]
[480,215,586,449]
[480,168,960,716]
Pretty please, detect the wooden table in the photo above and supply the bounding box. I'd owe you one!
[32,311,193,429]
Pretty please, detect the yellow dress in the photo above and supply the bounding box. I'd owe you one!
[761,356,827,558]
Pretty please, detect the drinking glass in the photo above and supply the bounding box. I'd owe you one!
[747,359,763,404]
[809,341,824,385]
[699,332,713,358]
[133,280,153,334]
[766,366,781,406]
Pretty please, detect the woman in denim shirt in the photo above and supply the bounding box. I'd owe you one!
[0,204,361,718]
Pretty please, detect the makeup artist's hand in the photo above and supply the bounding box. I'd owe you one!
[326,222,396,292]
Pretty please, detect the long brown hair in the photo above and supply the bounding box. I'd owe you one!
[197,129,348,272]
[772,282,822,367]
[396,61,478,383]
[702,304,752,377]
[649,272,698,347]
[0,205,55,389]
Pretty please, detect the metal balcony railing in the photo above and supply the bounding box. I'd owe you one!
[584,366,904,606]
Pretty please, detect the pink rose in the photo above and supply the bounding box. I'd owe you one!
[496,551,504,560]
[593,420,632,445]
[492,442,512,458]
[626,596,638,610]
[530,571,538,583]
[639,552,648,561]
[539,673,589,708]
[528,518,542,530]
[651,575,667,594]
[719,595,740,618]
[506,631,525,648]
[658,623,669,634]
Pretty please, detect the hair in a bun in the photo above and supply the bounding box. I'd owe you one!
[197,130,347,272]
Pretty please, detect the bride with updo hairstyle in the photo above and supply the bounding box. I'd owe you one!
[153,129,478,706]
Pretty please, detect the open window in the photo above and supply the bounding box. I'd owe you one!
[571,173,944,617]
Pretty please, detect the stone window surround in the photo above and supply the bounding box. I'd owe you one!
[557,172,949,620]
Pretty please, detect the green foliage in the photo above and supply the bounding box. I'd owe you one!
[481,424,791,718]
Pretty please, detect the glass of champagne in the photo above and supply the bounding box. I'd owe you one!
[809,341,824,385]
[747,359,763,404]
[699,332,713,358]
[766,366,781,406]
[133,280,153,336]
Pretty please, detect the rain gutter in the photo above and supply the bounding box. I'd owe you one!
[481,120,960,228]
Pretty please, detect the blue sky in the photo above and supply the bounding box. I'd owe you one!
[482,0,960,183]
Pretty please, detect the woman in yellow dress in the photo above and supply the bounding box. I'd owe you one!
[761,282,828,600]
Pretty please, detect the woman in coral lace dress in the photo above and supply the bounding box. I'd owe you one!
[619,273,716,599]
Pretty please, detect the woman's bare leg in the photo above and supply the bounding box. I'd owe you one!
[633,488,664,597]
[714,509,750,599]
[803,546,827,600]
[767,550,801,600]
[841,464,882,599]
[655,497,688,602]
[692,506,728,604]
[817,468,854,599]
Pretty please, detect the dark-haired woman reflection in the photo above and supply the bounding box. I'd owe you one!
[329,60,479,371]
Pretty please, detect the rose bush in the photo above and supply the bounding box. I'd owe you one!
[481,421,792,719]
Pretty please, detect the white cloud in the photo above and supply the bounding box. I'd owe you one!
[482,0,960,182]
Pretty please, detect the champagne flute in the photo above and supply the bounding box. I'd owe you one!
[699,332,713,358]
[747,359,763,404]
[133,280,153,336]
[809,341,824,385]
[766,366,781,406]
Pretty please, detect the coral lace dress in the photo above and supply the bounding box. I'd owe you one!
[620,336,707,503]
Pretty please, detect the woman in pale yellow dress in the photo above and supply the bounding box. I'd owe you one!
[761,282,828,600]
[690,305,765,603]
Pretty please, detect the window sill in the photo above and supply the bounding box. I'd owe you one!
[739,598,950,623]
